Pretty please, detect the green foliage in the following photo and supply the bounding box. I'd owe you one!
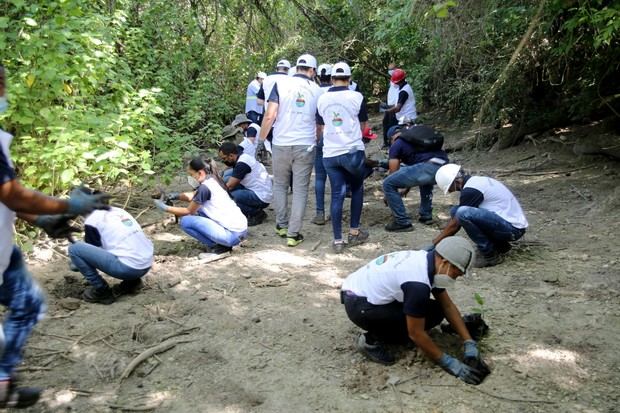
[472,292,486,317]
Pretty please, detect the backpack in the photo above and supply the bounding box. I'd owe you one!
[399,125,444,151]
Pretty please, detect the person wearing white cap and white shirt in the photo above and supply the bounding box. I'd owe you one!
[245,71,267,124]
[382,68,416,146]
[340,236,491,385]
[431,164,528,267]
[257,59,291,151]
[316,62,369,253]
[259,54,323,247]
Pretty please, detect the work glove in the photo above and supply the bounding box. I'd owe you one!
[438,354,484,385]
[463,340,479,360]
[379,102,389,113]
[34,214,80,239]
[150,190,179,202]
[66,186,110,216]
[153,199,170,212]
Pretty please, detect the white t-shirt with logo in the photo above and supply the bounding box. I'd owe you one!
[342,250,431,305]
[269,74,323,146]
[236,153,273,204]
[84,207,153,269]
[463,176,528,229]
[198,177,248,232]
[317,88,365,158]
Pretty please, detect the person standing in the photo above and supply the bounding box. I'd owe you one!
[259,54,323,247]
[432,164,528,267]
[381,63,399,149]
[382,68,417,145]
[257,60,291,154]
[316,62,369,253]
[312,63,333,225]
[245,71,267,124]
[0,64,110,407]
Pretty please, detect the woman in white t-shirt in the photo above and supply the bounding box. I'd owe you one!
[154,157,248,256]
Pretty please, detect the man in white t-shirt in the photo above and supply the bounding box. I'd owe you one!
[259,54,323,247]
[245,71,266,124]
[68,196,154,304]
[341,236,490,384]
[219,142,272,226]
[432,164,529,267]
[382,68,416,140]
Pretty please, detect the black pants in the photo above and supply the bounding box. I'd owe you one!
[382,112,398,147]
[246,111,262,125]
[343,293,445,344]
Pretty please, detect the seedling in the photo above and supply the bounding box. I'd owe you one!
[471,292,486,318]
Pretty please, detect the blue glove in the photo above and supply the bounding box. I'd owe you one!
[165,192,180,202]
[464,340,479,360]
[439,354,483,385]
[66,187,110,216]
[34,214,80,239]
[153,199,170,212]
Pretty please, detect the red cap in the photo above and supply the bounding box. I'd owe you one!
[362,126,377,140]
[390,68,406,83]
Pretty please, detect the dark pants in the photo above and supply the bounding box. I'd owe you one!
[246,111,262,125]
[382,112,398,147]
[343,292,444,344]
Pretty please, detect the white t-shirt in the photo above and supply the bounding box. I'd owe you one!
[269,74,323,146]
[462,176,528,229]
[395,83,417,120]
[0,129,16,279]
[245,79,263,114]
[239,123,261,158]
[197,177,248,232]
[387,83,399,106]
[235,153,273,203]
[342,250,431,305]
[261,72,288,112]
[84,207,153,269]
[316,88,365,158]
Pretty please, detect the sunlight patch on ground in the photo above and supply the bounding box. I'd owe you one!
[152,232,185,242]
[244,249,316,267]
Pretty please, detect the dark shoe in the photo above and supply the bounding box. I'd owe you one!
[441,313,489,341]
[275,224,288,237]
[311,213,326,225]
[474,251,504,268]
[384,221,414,232]
[287,233,304,247]
[418,216,434,225]
[0,379,42,409]
[356,333,395,365]
[496,241,512,254]
[211,244,233,255]
[112,279,143,297]
[348,229,369,246]
[332,241,346,254]
[247,210,267,227]
[82,285,115,304]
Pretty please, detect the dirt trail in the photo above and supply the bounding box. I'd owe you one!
[13,119,620,412]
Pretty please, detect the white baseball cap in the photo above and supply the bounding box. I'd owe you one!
[331,62,351,77]
[318,64,332,76]
[257,71,267,79]
[296,54,317,69]
[276,59,291,69]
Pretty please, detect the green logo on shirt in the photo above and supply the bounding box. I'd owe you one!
[375,255,389,265]
[332,112,343,126]
[295,92,305,107]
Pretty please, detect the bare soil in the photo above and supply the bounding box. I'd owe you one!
[12,119,620,412]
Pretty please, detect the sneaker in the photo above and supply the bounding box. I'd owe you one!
[82,286,115,305]
[356,333,395,365]
[211,244,233,255]
[496,241,512,254]
[348,229,369,246]
[287,233,304,247]
[474,251,504,268]
[275,224,288,237]
[418,216,434,225]
[384,221,414,232]
[332,241,346,254]
[0,379,42,409]
[247,210,267,227]
[311,213,326,225]
[111,279,143,297]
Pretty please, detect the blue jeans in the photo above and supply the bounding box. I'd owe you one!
[314,138,327,214]
[0,247,46,379]
[68,242,150,290]
[230,187,269,217]
[383,162,440,225]
[180,212,247,248]
[451,206,526,255]
[323,150,366,241]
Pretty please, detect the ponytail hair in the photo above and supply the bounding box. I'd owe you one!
[188,156,228,193]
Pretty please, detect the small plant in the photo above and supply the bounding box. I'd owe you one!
[471,292,486,318]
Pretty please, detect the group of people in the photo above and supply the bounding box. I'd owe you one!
[0,53,532,408]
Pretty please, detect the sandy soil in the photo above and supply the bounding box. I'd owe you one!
[10,119,620,412]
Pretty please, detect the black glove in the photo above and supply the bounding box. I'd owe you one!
[34,214,80,239]
[151,190,179,203]
[67,186,110,215]
[463,355,491,378]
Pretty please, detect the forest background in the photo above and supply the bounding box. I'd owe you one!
[1,0,618,197]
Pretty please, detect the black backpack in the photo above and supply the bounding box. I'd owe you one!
[399,125,444,151]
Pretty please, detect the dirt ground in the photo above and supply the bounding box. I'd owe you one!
[11,118,620,412]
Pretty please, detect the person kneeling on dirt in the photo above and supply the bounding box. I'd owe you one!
[341,236,490,385]
[154,157,248,256]
[218,142,272,226]
[383,125,448,232]
[68,192,154,305]
[431,164,528,267]
[232,114,262,159]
